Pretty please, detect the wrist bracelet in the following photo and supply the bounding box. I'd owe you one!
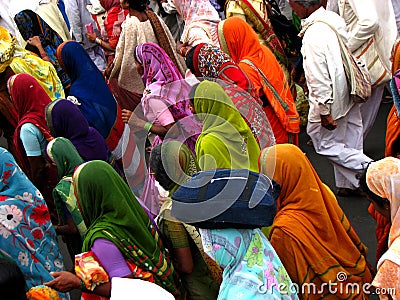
[184,47,191,57]
[95,37,102,45]
[143,122,152,132]
[79,279,87,291]
[179,46,186,57]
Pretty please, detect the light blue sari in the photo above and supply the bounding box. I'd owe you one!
[200,228,298,300]
[0,148,69,299]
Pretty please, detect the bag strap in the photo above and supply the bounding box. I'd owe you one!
[182,223,223,284]
[241,58,289,111]
[300,20,355,94]
[240,0,272,33]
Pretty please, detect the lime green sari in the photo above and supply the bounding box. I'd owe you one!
[73,160,185,299]
[194,80,260,172]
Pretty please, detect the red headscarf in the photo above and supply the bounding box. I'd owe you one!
[10,73,53,175]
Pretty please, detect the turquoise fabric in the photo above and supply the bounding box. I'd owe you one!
[201,228,298,300]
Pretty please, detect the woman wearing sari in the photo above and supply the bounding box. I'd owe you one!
[218,17,300,145]
[108,0,186,111]
[14,9,71,90]
[367,48,400,263]
[45,160,185,300]
[0,26,65,158]
[45,99,120,174]
[56,41,125,161]
[9,73,58,224]
[225,0,288,65]
[172,0,220,47]
[0,26,65,101]
[200,228,298,299]
[259,144,373,299]
[363,157,400,298]
[0,147,69,300]
[46,137,87,261]
[367,70,400,263]
[127,42,199,152]
[190,80,260,172]
[150,141,221,299]
[185,43,275,148]
[123,42,200,216]
[86,0,129,65]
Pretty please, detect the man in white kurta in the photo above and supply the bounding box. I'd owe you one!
[329,0,397,139]
[292,0,372,194]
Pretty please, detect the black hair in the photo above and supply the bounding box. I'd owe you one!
[359,165,390,208]
[0,258,28,300]
[291,0,322,8]
[149,144,175,191]
[125,0,148,12]
[185,45,198,75]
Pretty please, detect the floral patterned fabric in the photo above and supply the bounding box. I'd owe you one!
[200,228,298,299]
[0,147,69,299]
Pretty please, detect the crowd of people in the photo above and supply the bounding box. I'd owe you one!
[0,0,400,299]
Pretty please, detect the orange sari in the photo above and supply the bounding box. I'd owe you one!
[259,144,372,299]
[218,17,299,145]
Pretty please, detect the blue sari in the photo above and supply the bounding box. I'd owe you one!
[0,148,69,299]
[14,9,70,89]
[200,228,299,300]
[56,41,119,140]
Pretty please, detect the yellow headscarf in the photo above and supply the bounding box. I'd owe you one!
[194,80,260,172]
[0,27,16,73]
[0,26,64,100]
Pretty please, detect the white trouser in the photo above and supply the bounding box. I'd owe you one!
[307,104,372,189]
[360,85,385,139]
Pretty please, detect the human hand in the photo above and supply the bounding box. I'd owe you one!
[320,114,337,130]
[44,271,80,293]
[86,32,97,43]
[27,36,42,48]
[104,61,114,79]
[176,41,188,57]
[121,109,133,123]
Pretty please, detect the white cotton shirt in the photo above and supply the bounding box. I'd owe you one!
[338,0,397,71]
[301,7,353,123]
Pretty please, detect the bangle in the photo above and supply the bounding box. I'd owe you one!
[79,279,87,291]
[79,279,92,292]
[179,46,186,57]
[143,122,152,131]
[184,47,191,57]
[95,37,102,45]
